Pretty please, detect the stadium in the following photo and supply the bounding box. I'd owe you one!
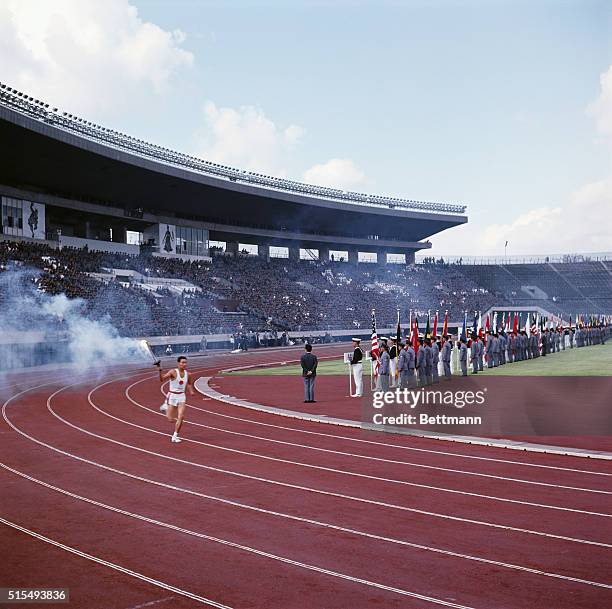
[1,7,612,608]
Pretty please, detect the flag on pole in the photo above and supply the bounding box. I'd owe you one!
[460,311,467,342]
[478,311,483,339]
[396,309,402,346]
[371,309,380,381]
[425,311,431,340]
[408,309,413,343]
[471,312,478,341]
[395,309,401,383]
[432,310,438,339]
[525,312,530,337]
[412,314,420,355]
[442,310,448,339]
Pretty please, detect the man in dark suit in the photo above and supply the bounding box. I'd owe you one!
[300,343,318,403]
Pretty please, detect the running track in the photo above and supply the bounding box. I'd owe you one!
[1,345,611,608]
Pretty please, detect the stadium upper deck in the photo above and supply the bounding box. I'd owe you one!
[0,83,466,263]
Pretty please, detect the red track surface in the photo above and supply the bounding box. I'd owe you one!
[1,345,611,608]
[213,374,612,451]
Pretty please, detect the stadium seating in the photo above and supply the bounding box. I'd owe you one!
[1,240,608,338]
[456,260,612,316]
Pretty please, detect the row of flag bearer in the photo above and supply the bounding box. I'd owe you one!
[346,309,610,394]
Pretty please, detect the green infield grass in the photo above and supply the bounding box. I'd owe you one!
[226,342,612,377]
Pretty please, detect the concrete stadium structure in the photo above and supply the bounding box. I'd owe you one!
[0,83,466,264]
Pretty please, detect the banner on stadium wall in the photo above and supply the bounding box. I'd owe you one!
[1,197,46,239]
[158,223,177,254]
[26,202,46,239]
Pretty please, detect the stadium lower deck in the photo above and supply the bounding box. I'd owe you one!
[1,344,611,609]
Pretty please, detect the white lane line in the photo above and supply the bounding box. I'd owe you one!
[201,375,612,460]
[123,379,611,495]
[87,379,612,517]
[1,394,487,609]
[2,460,610,589]
[153,367,612,478]
[191,402,612,475]
[33,383,611,546]
[125,597,175,609]
[0,517,232,608]
[7,375,610,549]
[0,514,476,609]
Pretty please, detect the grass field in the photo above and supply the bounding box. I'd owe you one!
[227,342,612,377]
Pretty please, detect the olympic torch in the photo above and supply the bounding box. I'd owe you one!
[139,339,161,367]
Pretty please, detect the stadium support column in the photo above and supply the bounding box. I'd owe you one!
[289,246,300,261]
[226,241,239,257]
[319,246,330,262]
[259,244,270,261]
[405,250,415,265]
[348,249,358,264]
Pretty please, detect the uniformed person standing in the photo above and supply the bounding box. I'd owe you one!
[486,332,494,368]
[389,337,398,388]
[349,338,364,398]
[560,329,566,351]
[469,335,478,374]
[406,341,416,388]
[477,336,484,371]
[507,333,514,363]
[424,339,433,386]
[529,332,538,358]
[378,343,390,392]
[441,336,452,380]
[550,330,556,353]
[492,333,500,367]
[459,338,468,376]
[499,332,507,365]
[520,331,528,360]
[431,337,440,384]
[416,339,426,387]
[397,342,408,389]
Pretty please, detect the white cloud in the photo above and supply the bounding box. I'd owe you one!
[431,64,612,257]
[430,177,612,256]
[195,101,305,175]
[588,64,612,139]
[0,0,193,117]
[482,177,612,253]
[302,158,366,190]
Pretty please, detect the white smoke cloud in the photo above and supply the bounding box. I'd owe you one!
[0,266,149,372]
[302,158,367,190]
[195,101,305,176]
[0,0,194,117]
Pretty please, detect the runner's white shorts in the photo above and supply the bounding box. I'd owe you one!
[166,393,187,408]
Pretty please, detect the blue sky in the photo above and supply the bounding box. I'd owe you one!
[2,0,611,255]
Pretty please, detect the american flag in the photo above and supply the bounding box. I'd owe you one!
[371,309,380,379]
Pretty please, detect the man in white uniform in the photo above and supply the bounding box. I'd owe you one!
[349,338,364,397]
[157,356,194,443]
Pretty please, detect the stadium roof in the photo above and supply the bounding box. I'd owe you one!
[0,84,468,243]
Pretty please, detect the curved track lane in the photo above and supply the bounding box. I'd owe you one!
[1,348,611,608]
